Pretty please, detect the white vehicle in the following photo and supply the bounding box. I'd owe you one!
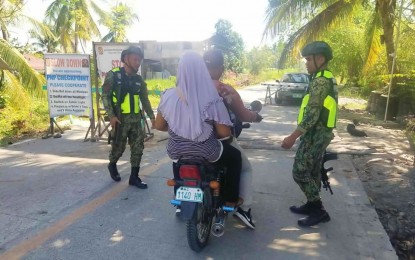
[274,73,309,105]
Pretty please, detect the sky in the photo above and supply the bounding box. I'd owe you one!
[21,0,276,50]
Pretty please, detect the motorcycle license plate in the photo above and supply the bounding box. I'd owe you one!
[175,187,203,203]
[292,93,303,98]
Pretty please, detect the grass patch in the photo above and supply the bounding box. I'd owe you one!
[146,77,176,107]
[337,84,364,99]
[340,102,367,111]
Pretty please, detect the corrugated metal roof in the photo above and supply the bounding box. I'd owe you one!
[23,53,44,73]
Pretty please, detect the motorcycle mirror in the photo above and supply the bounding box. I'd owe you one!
[250,100,262,113]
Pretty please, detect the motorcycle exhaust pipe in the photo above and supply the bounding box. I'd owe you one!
[211,217,225,237]
[211,223,225,237]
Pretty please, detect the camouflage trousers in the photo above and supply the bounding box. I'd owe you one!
[109,120,144,167]
[293,127,334,202]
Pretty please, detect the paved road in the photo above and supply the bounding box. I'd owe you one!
[0,85,397,259]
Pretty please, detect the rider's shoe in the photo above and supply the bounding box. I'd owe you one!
[234,207,255,229]
[289,201,312,215]
[108,162,121,182]
[297,201,330,227]
[129,167,148,189]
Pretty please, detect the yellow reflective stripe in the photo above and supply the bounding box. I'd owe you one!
[118,93,140,114]
[121,93,130,113]
[134,95,140,113]
[297,94,337,127]
[111,68,141,114]
[297,94,309,124]
[324,95,337,127]
[298,70,337,127]
[316,70,333,79]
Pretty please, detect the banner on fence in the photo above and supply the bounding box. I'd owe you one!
[44,53,93,118]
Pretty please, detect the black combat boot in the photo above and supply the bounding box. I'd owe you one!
[129,167,148,189]
[297,200,330,227]
[108,162,121,182]
[289,201,313,215]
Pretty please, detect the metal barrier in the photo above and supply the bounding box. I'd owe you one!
[261,83,282,106]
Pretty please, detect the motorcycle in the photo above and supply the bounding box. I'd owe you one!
[166,100,262,252]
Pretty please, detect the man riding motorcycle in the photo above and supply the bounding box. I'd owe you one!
[203,49,263,229]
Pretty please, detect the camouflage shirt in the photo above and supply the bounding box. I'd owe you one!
[296,76,332,133]
[101,69,155,122]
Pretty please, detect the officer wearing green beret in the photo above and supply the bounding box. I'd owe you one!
[282,41,337,226]
[102,46,155,189]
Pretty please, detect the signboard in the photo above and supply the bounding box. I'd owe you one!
[44,53,93,118]
[93,42,140,84]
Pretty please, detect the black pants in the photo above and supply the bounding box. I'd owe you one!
[172,142,242,203]
[217,142,242,203]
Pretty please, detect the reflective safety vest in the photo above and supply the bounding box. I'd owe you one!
[111,67,141,114]
[297,70,337,128]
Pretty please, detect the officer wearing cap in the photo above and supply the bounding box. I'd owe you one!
[101,46,155,189]
[281,41,337,226]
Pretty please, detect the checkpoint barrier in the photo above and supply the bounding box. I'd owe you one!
[261,82,282,106]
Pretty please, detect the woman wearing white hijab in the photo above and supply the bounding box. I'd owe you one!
[155,51,242,205]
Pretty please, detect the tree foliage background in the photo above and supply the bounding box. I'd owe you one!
[1,0,415,143]
[0,0,139,143]
[209,19,245,74]
[262,0,415,102]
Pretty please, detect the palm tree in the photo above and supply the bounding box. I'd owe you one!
[0,1,48,97]
[101,2,139,42]
[263,0,408,74]
[0,0,24,41]
[45,0,106,53]
[0,39,45,97]
[29,23,60,53]
[1,0,54,42]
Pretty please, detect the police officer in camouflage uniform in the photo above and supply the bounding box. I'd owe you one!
[282,41,337,227]
[102,46,155,189]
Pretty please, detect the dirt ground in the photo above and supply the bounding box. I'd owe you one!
[336,98,415,260]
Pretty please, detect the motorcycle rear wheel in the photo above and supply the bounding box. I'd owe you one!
[186,189,213,252]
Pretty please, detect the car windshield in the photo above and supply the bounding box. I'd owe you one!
[290,74,309,83]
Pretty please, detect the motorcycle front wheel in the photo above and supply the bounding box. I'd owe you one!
[186,188,213,252]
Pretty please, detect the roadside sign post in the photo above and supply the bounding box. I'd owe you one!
[44,53,94,141]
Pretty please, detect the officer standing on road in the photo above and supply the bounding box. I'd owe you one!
[102,46,155,189]
[281,41,337,226]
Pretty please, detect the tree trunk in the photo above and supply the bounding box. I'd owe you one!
[378,0,396,73]
[1,25,8,41]
[74,29,79,53]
